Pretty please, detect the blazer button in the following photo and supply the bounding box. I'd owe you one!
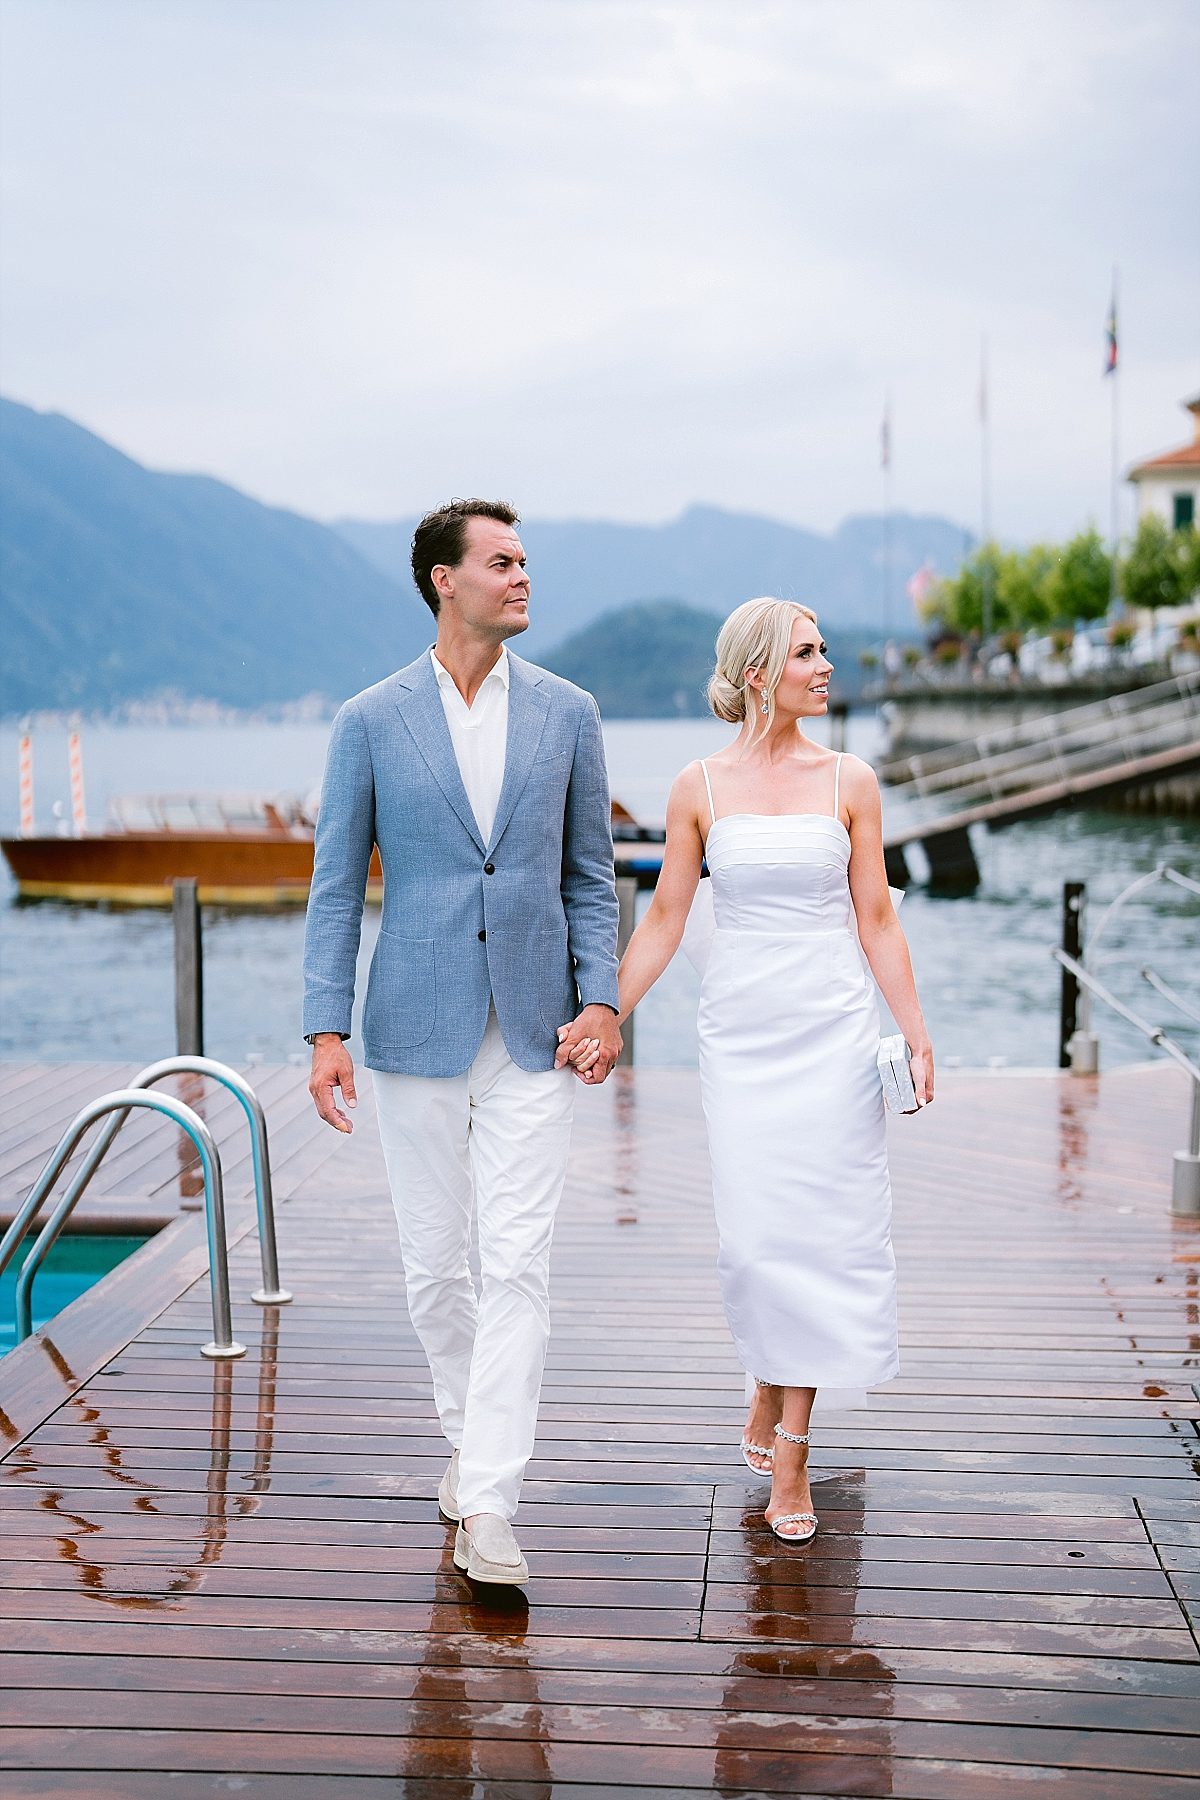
[484,862,495,875]
[478,929,486,941]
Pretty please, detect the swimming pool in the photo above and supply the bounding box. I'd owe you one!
[0,1233,152,1352]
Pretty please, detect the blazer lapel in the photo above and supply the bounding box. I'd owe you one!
[488,657,551,853]
[394,654,486,853]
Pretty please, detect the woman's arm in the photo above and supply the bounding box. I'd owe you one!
[844,757,935,1106]
[555,765,706,1071]
[615,766,707,1022]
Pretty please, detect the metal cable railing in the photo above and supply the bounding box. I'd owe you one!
[1051,948,1200,1218]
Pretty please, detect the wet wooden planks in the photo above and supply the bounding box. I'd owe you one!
[1,1059,1198,1795]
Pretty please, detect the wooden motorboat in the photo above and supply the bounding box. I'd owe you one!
[2,792,664,907]
[1,792,369,907]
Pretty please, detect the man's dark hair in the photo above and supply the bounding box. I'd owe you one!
[410,498,520,616]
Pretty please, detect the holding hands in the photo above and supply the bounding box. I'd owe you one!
[555,1003,622,1084]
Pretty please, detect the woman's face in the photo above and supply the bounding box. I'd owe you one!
[769,615,833,717]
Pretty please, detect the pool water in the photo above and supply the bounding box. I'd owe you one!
[0,1233,152,1352]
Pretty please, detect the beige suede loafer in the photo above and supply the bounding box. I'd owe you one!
[437,1448,461,1521]
[452,1513,529,1585]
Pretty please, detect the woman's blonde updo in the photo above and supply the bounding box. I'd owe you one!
[706,597,819,737]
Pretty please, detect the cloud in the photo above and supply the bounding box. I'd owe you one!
[1,0,1196,539]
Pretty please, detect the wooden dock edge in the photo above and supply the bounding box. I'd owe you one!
[0,1201,261,1455]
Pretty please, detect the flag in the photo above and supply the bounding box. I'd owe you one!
[1104,282,1118,376]
[906,562,936,608]
[880,398,891,469]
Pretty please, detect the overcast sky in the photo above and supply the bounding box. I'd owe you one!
[1,0,1197,542]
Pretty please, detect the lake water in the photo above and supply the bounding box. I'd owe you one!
[1,716,1197,1072]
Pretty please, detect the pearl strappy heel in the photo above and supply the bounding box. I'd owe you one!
[767,1424,818,1543]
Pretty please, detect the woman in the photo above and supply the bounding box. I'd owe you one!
[567,597,933,1542]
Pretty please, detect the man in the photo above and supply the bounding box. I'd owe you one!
[303,498,622,1586]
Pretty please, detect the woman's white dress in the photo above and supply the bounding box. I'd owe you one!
[696,755,899,1393]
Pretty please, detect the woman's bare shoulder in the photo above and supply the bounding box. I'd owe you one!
[670,760,711,804]
[839,751,879,792]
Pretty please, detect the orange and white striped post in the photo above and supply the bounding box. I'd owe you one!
[19,734,34,837]
[68,730,87,836]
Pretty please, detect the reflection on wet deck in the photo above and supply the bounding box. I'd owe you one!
[1,1060,1198,1795]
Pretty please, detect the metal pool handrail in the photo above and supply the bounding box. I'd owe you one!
[123,1056,291,1306]
[0,1055,290,1311]
[4,1090,246,1358]
[1052,948,1200,1218]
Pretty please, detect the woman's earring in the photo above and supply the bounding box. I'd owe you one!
[760,693,770,716]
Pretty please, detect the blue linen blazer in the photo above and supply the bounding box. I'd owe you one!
[302,649,620,1075]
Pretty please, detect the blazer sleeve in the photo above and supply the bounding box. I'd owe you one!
[561,695,620,1012]
[302,699,376,1040]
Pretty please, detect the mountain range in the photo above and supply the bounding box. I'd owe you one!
[1,396,967,716]
[0,397,426,716]
[336,506,968,654]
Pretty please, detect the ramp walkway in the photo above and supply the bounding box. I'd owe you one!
[880,672,1200,889]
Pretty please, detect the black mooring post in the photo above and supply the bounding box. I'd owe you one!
[1059,881,1085,1069]
[173,877,204,1056]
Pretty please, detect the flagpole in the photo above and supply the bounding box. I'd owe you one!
[980,335,993,643]
[1108,266,1121,615]
[881,392,892,641]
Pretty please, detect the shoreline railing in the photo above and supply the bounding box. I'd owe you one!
[1051,866,1200,1220]
[883,670,1199,809]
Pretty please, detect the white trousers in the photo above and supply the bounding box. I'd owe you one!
[372,1008,575,1521]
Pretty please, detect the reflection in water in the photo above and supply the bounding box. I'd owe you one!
[173,1069,208,1203]
[715,1471,895,1798]
[14,1306,280,1607]
[1055,1078,1095,1210]
[415,1543,551,1795]
[613,1070,640,1225]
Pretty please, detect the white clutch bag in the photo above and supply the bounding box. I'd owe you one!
[878,1034,919,1114]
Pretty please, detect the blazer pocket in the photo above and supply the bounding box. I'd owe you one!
[366,932,436,1048]
[537,924,576,1029]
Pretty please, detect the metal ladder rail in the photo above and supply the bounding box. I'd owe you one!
[122,1057,291,1306]
[4,1091,246,1358]
[1051,949,1200,1218]
[0,1056,290,1319]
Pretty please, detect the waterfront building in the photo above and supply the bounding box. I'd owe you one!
[1127,392,1200,529]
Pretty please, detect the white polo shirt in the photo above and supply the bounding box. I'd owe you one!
[431,646,509,846]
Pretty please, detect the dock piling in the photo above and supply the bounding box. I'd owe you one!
[1058,881,1086,1068]
[1173,1080,1200,1218]
[173,878,204,1056]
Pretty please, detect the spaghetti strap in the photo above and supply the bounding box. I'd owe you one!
[832,752,844,822]
[700,759,717,826]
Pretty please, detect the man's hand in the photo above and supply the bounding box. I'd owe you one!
[554,1004,622,1084]
[308,1034,358,1132]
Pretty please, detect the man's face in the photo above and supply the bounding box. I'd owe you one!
[434,516,530,640]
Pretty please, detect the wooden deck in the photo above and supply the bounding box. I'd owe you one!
[1,1058,1198,1796]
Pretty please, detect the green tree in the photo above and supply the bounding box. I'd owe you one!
[1120,516,1198,611]
[1178,523,1200,599]
[928,541,1006,636]
[1044,528,1111,623]
[996,543,1057,631]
